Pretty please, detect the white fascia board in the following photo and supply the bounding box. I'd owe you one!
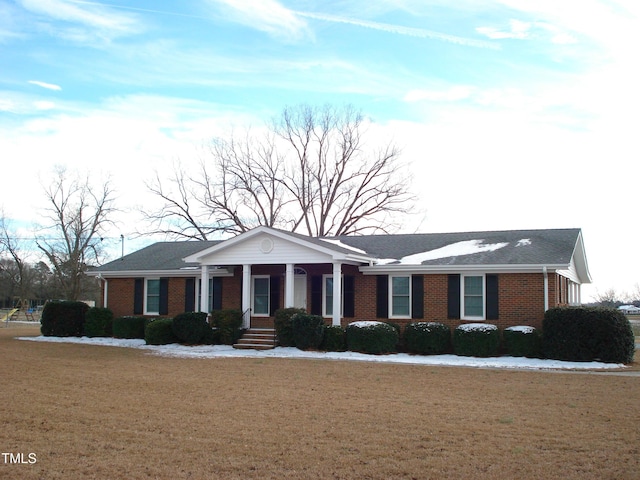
[87,268,233,278]
[571,231,593,284]
[359,264,569,275]
[183,226,376,264]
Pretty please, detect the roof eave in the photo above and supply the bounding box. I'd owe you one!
[360,263,570,275]
[86,268,234,278]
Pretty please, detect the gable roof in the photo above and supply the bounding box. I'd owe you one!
[89,227,591,283]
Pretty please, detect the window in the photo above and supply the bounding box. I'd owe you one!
[146,279,160,314]
[323,275,344,317]
[252,276,270,316]
[462,275,484,319]
[390,276,411,318]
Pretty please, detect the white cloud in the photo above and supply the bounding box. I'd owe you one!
[207,0,309,41]
[18,0,143,40]
[298,10,500,49]
[28,80,61,91]
[404,85,474,103]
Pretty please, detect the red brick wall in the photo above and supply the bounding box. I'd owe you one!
[105,269,556,330]
[105,278,135,318]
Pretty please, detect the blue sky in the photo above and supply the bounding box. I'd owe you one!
[1,0,639,300]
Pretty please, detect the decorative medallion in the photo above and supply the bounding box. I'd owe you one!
[260,237,274,253]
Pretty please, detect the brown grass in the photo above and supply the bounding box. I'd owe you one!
[1,324,639,480]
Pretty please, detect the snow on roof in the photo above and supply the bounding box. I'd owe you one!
[516,239,532,247]
[320,238,369,255]
[377,239,509,265]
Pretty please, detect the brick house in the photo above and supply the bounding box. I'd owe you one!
[87,226,591,331]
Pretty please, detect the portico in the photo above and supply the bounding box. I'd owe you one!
[183,227,373,328]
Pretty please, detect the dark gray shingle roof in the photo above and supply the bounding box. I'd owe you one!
[93,240,222,272]
[327,228,581,266]
[91,228,582,273]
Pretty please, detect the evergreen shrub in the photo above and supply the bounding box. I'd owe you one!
[274,308,306,347]
[346,321,398,354]
[112,316,148,339]
[171,311,209,344]
[321,325,346,352]
[145,318,179,345]
[542,307,635,363]
[40,301,89,337]
[503,326,541,358]
[83,307,114,337]
[291,313,325,350]
[210,309,243,345]
[404,322,451,355]
[453,323,500,357]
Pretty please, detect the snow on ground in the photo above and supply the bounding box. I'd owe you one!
[18,335,629,371]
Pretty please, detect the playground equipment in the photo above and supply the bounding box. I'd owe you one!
[3,299,36,324]
[1,308,18,325]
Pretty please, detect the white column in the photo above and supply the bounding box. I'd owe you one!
[285,263,295,308]
[332,262,342,326]
[242,264,252,329]
[200,265,209,313]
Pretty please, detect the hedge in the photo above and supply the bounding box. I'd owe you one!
[346,321,398,354]
[145,318,179,345]
[542,307,635,363]
[503,326,541,358]
[274,308,306,347]
[404,322,451,355]
[210,309,243,345]
[171,311,209,344]
[291,313,325,350]
[453,323,500,357]
[321,325,346,352]
[83,307,114,338]
[40,301,89,337]
[112,316,148,339]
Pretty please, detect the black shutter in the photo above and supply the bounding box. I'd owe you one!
[343,275,355,318]
[448,274,461,319]
[133,278,144,315]
[269,275,280,315]
[411,275,424,319]
[310,276,322,316]
[212,277,223,311]
[159,278,169,315]
[184,278,196,312]
[486,274,499,320]
[376,275,389,319]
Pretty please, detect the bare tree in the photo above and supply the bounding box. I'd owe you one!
[142,104,415,239]
[36,167,116,301]
[0,211,35,305]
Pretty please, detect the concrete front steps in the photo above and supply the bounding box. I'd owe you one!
[233,328,277,350]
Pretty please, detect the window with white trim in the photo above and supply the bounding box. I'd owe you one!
[462,275,484,319]
[323,275,344,317]
[145,278,160,315]
[390,275,411,318]
[252,276,270,316]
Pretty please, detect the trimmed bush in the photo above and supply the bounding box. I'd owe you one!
[542,307,635,363]
[503,326,541,358]
[321,325,346,352]
[171,311,209,344]
[404,322,451,355]
[346,321,398,355]
[145,318,179,345]
[291,313,325,350]
[274,308,306,347]
[112,316,148,339]
[453,323,500,357]
[83,307,114,337]
[40,301,89,337]
[211,309,243,345]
